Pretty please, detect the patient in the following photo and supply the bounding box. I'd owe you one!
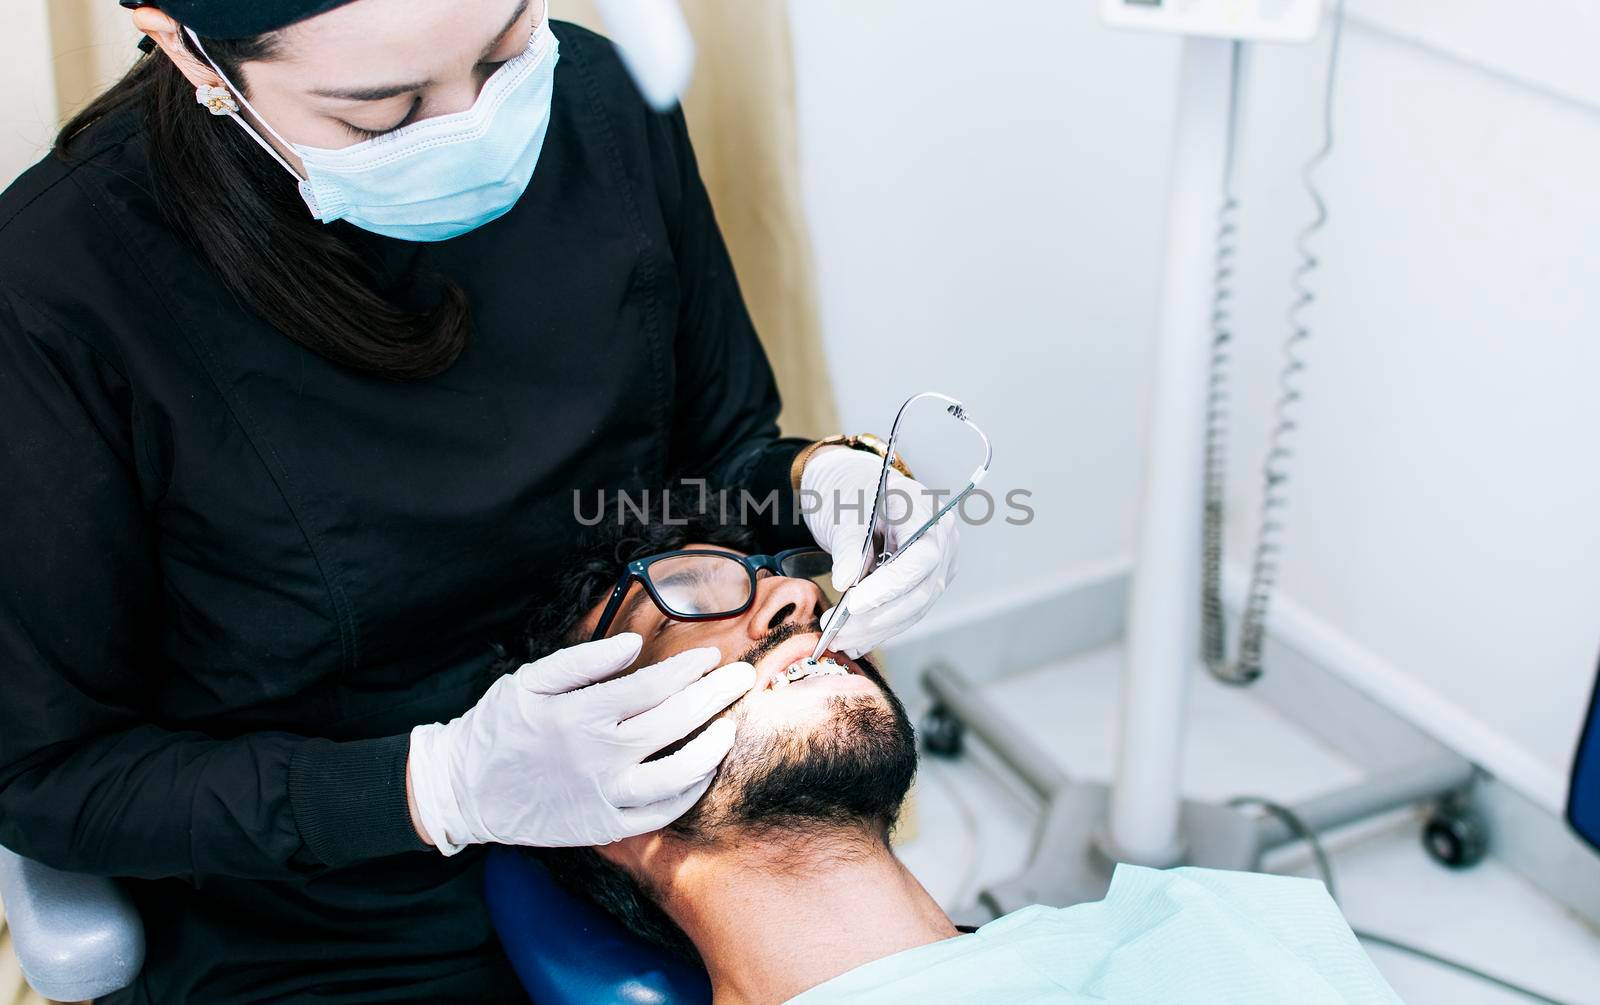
[502,504,1402,1005]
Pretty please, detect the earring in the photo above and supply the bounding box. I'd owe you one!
[195,84,240,116]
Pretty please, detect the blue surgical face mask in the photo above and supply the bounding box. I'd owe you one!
[187,17,559,242]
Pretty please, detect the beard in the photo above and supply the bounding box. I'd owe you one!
[666,623,919,843]
[530,622,920,961]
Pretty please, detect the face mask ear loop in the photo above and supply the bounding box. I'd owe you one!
[183,27,307,185]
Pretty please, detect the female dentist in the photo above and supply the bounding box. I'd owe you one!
[0,0,956,1000]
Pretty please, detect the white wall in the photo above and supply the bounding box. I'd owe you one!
[788,0,1178,610]
[1,1,61,183]
[1224,6,1600,810]
[1,1,140,187]
[789,0,1600,812]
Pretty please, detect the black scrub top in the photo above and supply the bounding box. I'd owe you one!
[0,22,810,1003]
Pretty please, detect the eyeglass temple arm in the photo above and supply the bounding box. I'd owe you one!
[589,571,639,641]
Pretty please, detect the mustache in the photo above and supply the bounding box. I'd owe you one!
[735,620,818,668]
[733,621,889,694]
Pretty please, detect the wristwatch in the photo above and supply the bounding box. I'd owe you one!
[790,434,915,493]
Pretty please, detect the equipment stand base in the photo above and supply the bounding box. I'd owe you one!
[976,780,1262,917]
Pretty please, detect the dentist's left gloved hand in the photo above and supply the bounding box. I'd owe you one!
[801,446,959,658]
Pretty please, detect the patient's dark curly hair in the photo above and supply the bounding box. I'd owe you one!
[493,491,762,962]
[492,491,759,674]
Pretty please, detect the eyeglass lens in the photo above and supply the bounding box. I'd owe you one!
[647,553,753,618]
[777,550,833,580]
[647,550,838,619]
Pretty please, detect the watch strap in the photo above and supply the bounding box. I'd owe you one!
[789,434,914,493]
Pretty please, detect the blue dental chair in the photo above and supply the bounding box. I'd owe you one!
[0,842,707,1004]
[1568,654,1600,854]
[483,845,711,1004]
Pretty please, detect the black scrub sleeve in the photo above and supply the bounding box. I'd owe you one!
[648,102,816,552]
[0,294,425,880]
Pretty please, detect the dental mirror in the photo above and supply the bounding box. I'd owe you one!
[808,391,993,664]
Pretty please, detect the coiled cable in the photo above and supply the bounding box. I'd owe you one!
[1201,41,1249,682]
[1203,0,1348,686]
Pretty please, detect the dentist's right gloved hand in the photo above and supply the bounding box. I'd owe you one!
[407,633,754,854]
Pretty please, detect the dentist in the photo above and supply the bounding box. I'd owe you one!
[0,0,957,1001]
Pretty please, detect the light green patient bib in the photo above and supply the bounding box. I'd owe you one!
[787,865,1403,1004]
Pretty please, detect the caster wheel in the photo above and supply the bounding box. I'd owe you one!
[921,703,965,758]
[1422,804,1488,869]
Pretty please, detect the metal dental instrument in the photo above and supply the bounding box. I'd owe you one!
[805,391,994,666]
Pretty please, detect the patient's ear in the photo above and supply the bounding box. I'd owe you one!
[596,832,661,873]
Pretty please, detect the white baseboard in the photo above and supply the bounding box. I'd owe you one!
[1221,568,1600,926]
[1221,566,1572,815]
[882,560,1600,927]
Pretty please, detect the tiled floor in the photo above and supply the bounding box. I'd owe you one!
[890,645,1600,1005]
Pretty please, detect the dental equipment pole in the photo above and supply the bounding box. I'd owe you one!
[1098,0,1325,867]
[921,3,1476,920]
[1105,36,1239,868]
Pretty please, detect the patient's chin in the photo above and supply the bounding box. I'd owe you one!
[673,663,917,839]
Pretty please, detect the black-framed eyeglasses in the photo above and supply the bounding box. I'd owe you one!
[589,547,834,642]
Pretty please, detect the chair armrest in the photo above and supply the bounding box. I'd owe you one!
[0,845,144,1001]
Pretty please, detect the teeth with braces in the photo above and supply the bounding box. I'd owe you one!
[780,656,849,685]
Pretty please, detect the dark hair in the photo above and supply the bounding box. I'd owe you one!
[55,34,471,380]
[493,494,760,672]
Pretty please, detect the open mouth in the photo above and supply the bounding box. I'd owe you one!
[755,633,864,692]
[781,656,850,684]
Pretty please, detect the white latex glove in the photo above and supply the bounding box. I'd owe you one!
[802,446,959,658]
[408,633,754,854]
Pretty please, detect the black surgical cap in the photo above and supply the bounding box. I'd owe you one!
[119,0,363,39]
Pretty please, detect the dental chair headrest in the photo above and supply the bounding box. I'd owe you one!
[484,845,712,1005]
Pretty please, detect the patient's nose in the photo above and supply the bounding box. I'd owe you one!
[746,571,825,636]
